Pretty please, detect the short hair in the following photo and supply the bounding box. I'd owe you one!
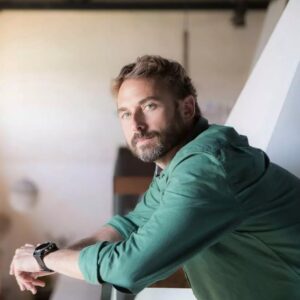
[112,55,201,121]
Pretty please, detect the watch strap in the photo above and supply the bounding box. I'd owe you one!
[33,242,58,272]
[34,255,54,272]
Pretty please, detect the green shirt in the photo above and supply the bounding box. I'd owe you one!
[79,118,300,299]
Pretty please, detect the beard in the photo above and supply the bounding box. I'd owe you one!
[129,111,189,163]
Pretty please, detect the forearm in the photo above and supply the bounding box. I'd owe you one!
[44,249,83,280]
[43,225,123,280]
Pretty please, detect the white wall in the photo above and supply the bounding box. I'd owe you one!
[267,63,300,177]
[190,11,265,123]
[226,0,300,151]
[0,10,265,299]
[252,0,286,66]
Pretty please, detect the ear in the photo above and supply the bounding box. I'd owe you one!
[179,95,196,122]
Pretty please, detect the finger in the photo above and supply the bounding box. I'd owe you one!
[16,279,25,291]
[15,270,33,292]
[22,281,37,295]
[34,271,54,277]
[22,277,46,288]
[25,244,34,247]
[18,272,36,281]
[15,274,26,292]
[30,279,46,287]
[17,271,46,287]
[16,273,37,294]
[13,264,26,291]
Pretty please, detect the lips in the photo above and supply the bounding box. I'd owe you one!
[132,133,156,147]
[136,137,153,143]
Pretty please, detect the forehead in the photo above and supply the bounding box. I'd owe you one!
[116,78,171,108]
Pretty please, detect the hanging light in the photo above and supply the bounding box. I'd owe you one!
[9,179,39,213]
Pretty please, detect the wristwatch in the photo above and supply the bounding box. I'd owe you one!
[33,242,59,272]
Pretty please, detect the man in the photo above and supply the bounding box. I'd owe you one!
[10,55,300,299]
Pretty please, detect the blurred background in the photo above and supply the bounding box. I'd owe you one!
[0,0,289,299]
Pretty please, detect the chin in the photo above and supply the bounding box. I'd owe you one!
[138,147,167,163]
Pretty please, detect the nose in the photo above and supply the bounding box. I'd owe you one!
[132,109,147,133]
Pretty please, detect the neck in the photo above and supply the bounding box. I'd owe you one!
[154,119,203,169]
[155,144,183,169]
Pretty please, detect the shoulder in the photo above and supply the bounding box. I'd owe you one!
[167,124,245,173]
[164,124,267,190]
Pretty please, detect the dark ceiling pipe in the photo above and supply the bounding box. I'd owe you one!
[0,1,270,10]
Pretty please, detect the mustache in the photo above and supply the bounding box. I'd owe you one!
[132,131,159,147]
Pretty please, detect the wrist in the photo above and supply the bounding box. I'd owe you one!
[33,242,59,272]
[43,250,57,271]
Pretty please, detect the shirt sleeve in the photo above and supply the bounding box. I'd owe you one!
[105,179,162,239]
[79,153,243,294]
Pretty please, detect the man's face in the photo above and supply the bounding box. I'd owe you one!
[117,78,189,163]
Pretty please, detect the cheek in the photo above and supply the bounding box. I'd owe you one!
[146,110,169,129]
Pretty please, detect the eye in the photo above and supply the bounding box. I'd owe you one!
[144,103,157,111]
[120,111,131,120]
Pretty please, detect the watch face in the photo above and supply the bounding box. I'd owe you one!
[34,242,58,257]
[35,242,52,252]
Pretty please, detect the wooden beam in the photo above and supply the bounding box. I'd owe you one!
[114,176,152,195]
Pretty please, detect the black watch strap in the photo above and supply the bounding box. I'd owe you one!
[33,242,58,272]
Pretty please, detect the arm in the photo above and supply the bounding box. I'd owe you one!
[78,153,243,294]
[41,188,161,280]
[43,225,124,279]
[10,225,123,293]
[42,225,124,279]
[10,185,159,294]
[11,175,166,293]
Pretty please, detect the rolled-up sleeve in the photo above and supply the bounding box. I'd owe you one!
[79,153,243,294]
[104,179,162,239]
[106,215,138,240]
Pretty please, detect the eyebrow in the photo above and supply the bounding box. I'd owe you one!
[117,96,161,114]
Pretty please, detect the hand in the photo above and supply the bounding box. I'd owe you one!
[9,244,51,294]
